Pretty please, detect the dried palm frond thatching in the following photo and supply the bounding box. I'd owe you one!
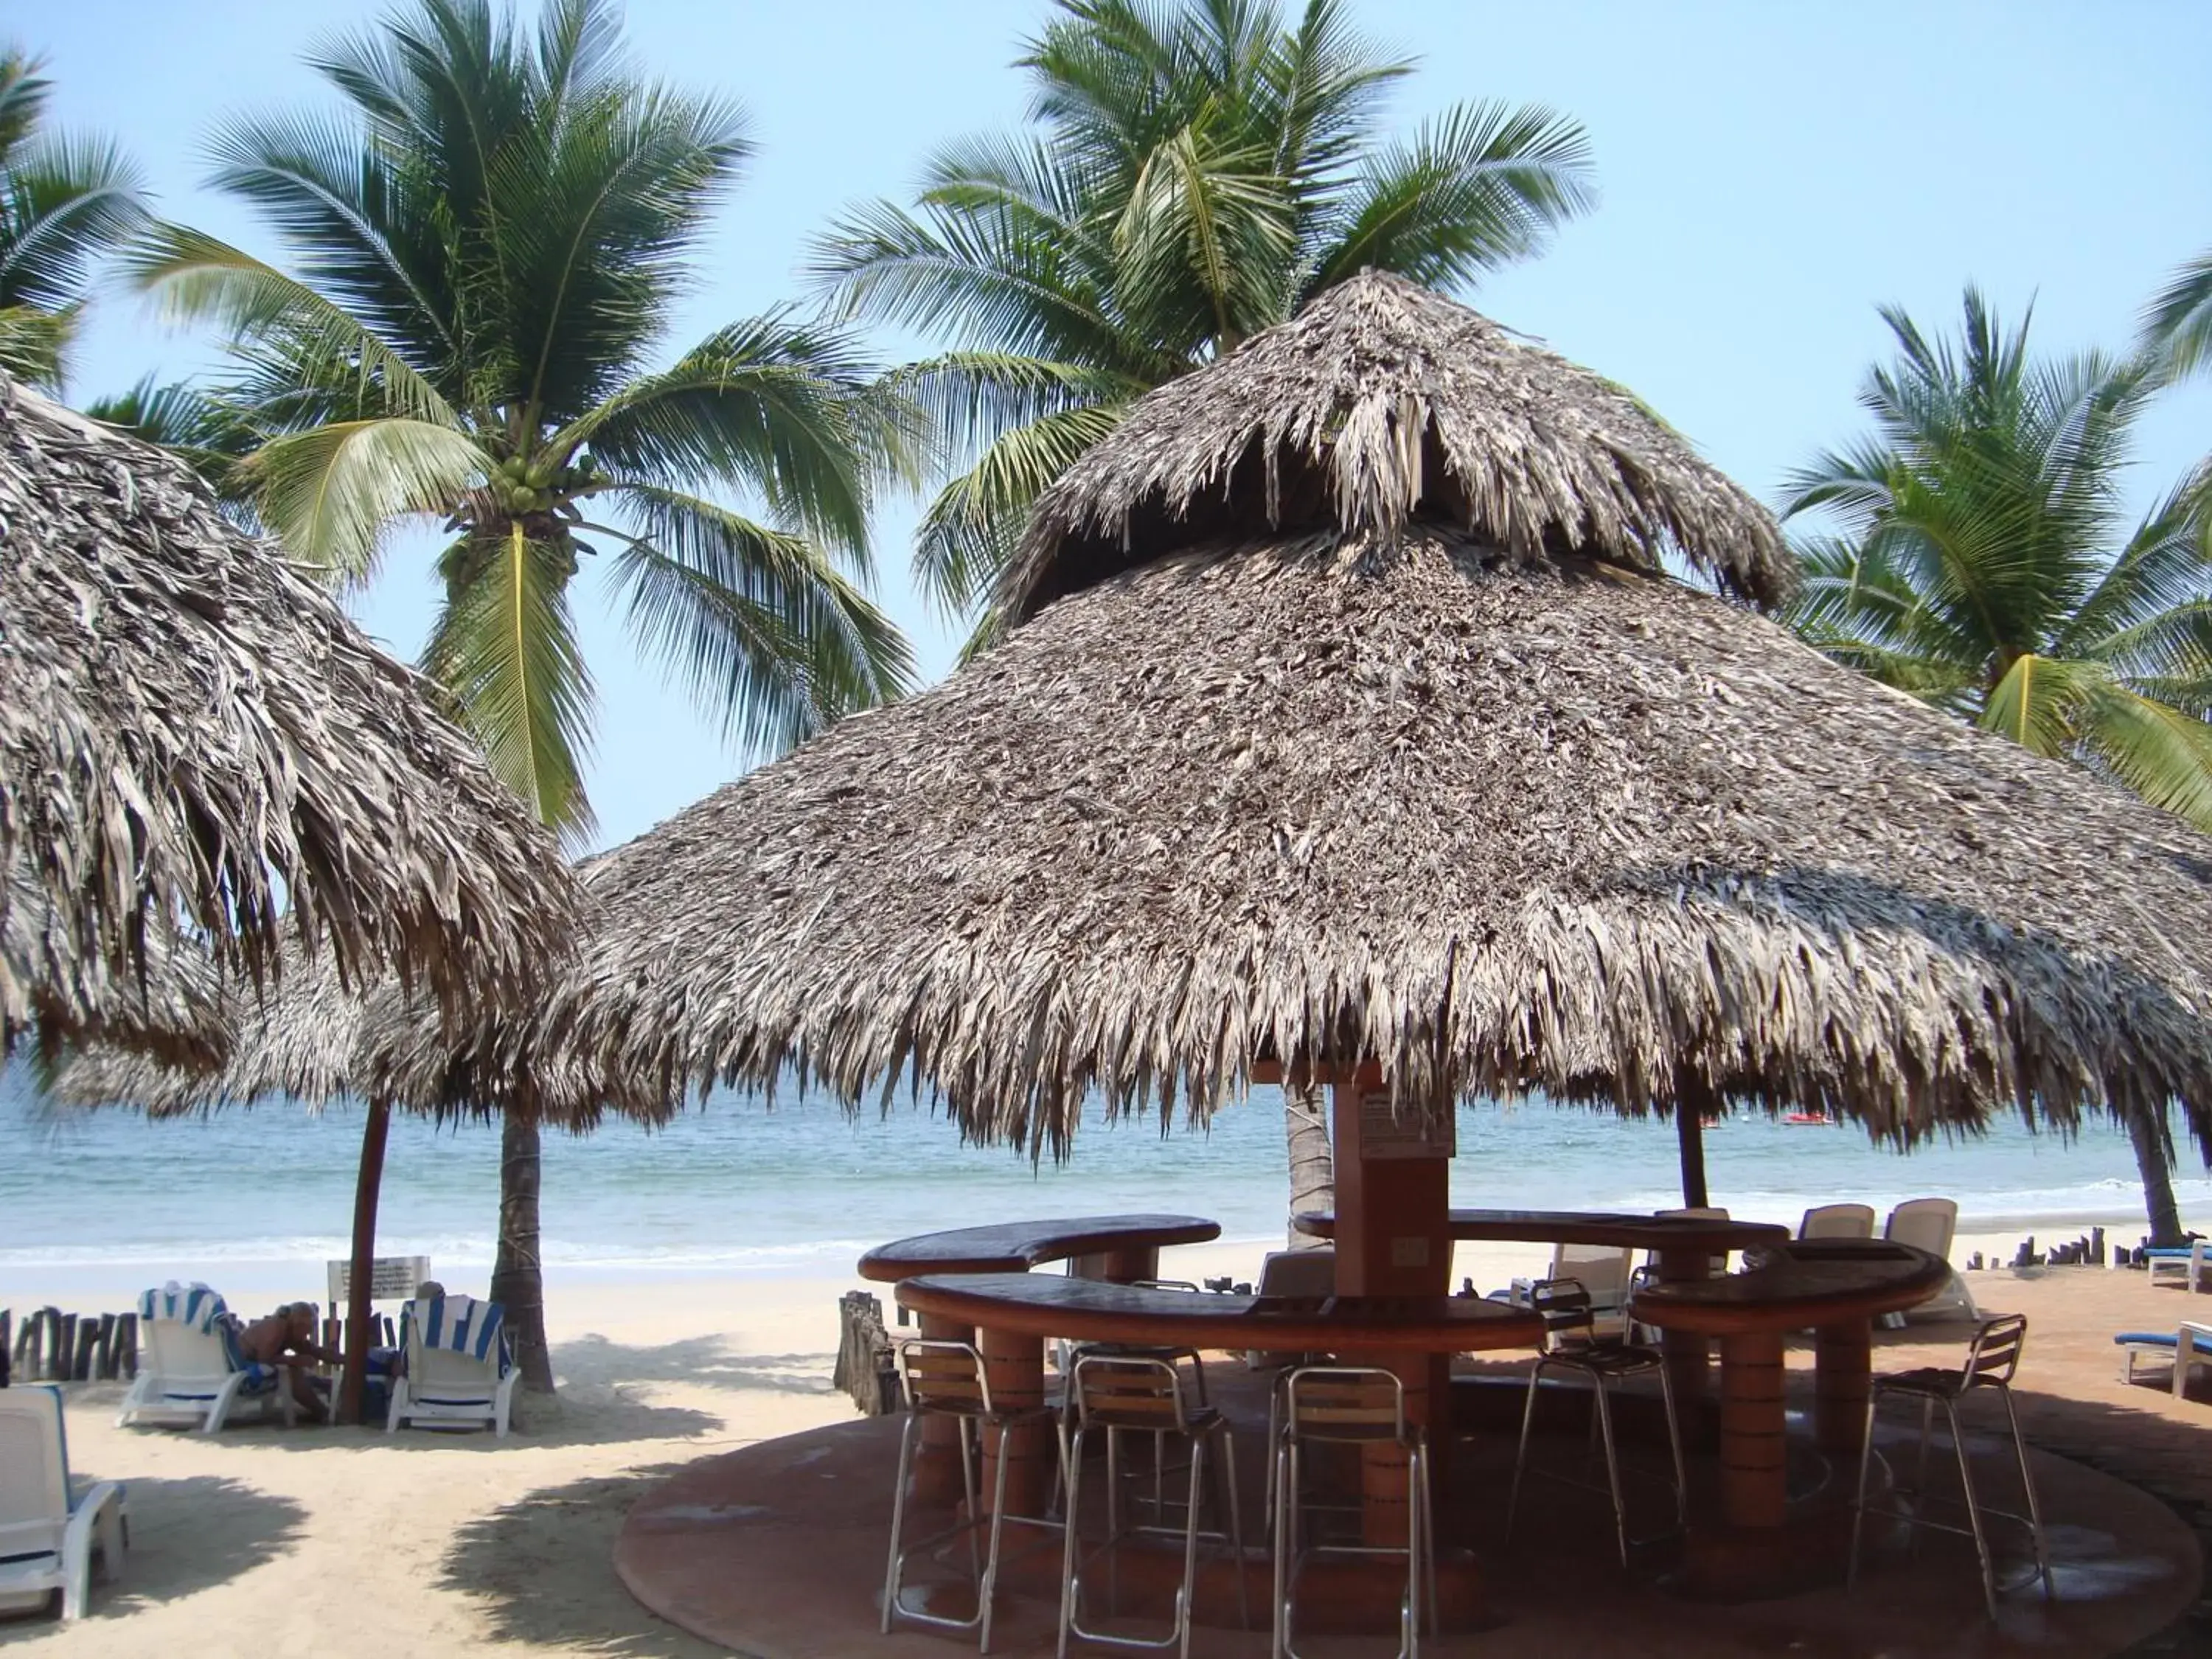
[44,935,669,1131]
[1001,272,1791,622]
[0,370,580,1054]
[531,275,2212,1159]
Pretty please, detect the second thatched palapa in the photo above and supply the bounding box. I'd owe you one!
[540,272,2212,1159]
[0,370,580,1057]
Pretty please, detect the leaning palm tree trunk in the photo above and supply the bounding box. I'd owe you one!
[1283,1081,1334,1249]
[2126,1108,2186,1248]
[490,1115,555,1394]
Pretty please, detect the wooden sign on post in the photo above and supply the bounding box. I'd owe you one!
[1356,1086,1456,1160]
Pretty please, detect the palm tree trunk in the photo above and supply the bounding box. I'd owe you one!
[337,1099,392,1425]
[490,1114,555,1394]
[2127,1107,2185,1248]
[1283,1080,1334,1249]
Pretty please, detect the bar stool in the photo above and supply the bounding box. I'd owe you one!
[1061,1282,1209,1525]
[1271,1365,1434,1659]
[1058,1352,1248,1659]
[1849,1313,2052,1619]
[883,1339,1065,1652]
[1504,1276,1686,1568]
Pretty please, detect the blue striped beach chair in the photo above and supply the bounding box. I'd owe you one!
[114,1283,294,1435]
[386,1295,515,1437]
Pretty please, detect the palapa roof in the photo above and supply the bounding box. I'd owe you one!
[47,931,669,1131]
[0,370,581,1055]
[532,272,2212,1158]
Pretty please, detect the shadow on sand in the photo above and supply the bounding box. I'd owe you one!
[552,1332,836,1399]
[437,1464,726,1658]
[0,1474,306,1630]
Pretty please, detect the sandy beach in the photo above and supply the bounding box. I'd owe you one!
[3,1231,2208,1657]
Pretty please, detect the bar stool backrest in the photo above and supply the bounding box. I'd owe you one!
[1800,1203,1877,1239]
[1070,1352,1196,1433]
[897,1339,992,1416]
[1530,1276,1599,1351]
[1281,1365,1408,1446]
[1959,1314,2028,1388]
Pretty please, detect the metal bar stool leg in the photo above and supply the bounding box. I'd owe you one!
[1944,1398,1999,1622]
[1998,1382,2053,1598]
[1908,1394,1935,1554]
[1176,1439,1205,1659]
[980,1418,1016,1655]
[1504,1359,1545,1544]
[1058,1422,1087,1659]
[1848,1391,1879,1589]
[1217,1428,1251,1631]
[883,1408,922,1633]
[1591,1376,1630,1570]
[1656,1353,1688,1527]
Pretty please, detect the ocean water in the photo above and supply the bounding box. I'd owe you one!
[2,1065,2202,1290]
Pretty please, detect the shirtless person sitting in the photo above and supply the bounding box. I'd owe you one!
[234,1301,341,1423]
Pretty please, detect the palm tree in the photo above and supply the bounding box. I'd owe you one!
[83,378,258,506]
[2141,247,2212,385]
[130,0,916,1388]
[1782,288,2212,1245]
[810,0,1596,632]
[0,46,147,386]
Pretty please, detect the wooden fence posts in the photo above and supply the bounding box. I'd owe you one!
[4,1307,139,1383]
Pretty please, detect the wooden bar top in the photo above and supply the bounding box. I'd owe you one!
[894,1272,1545,1354]
[1293,1208,1789,1253]
[1632,1239,1952,1336]
[857,1214,1220,1281]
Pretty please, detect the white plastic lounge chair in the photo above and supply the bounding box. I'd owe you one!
[115,1283,293,1434]
[1512,1242,1635,1338]
[2115,1322,2212,1398]
[386,1295,515,1436]
[2146,1239,2208,1291]
[0,1385,126,1621]
[1798,1203,1876,1240]
[1879,1198,1980,1325]
[1245,1248,1336,1368]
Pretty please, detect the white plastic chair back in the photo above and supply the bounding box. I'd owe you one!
[0,1387,67,1568]
[1551,1242,1633,1335]
[1799,1203,1876,1240]
[1256,1248,1337,1299]
[1884,1198,1958,1258]
[141,1317,237,1399]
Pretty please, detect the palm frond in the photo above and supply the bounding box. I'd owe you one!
[1312,100,1594,294]
[1979,651,2083,758]
[125,224,457,425]
[244,416,482,582]
[918,401,1132,616]
[423,523,598,841]
[601,482,913,756]
[83,376,262,504]
[0,131,148,313]
[0,301,72,387]
[2140,247,2212,384]
[565,311,888,560]
[2074,677,2212,832]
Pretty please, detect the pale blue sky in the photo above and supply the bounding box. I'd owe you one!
[27,0,2212,849]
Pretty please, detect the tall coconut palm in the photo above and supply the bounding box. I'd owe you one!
[1782,287,2212,1244]
[129,0,915,1389]
[0,46,148,386]
[810,0,1596,632]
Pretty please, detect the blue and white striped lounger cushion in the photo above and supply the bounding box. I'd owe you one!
[135,1281,279,1394]
[136,1281,227,1332]
[404,1296,510,1374]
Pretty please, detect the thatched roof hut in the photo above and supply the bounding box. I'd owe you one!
[532,272,2212,1159]
[0,370,579,1057]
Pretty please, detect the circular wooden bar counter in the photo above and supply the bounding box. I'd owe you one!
[897,1272,1543,1537]
[858,1214,1221,1282]
[1632,1238,1950,1598]
[862,1217,1220,1505]
[1293,1208,1790,1402]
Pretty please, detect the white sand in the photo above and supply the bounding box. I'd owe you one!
[0,1226,2162,1654]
